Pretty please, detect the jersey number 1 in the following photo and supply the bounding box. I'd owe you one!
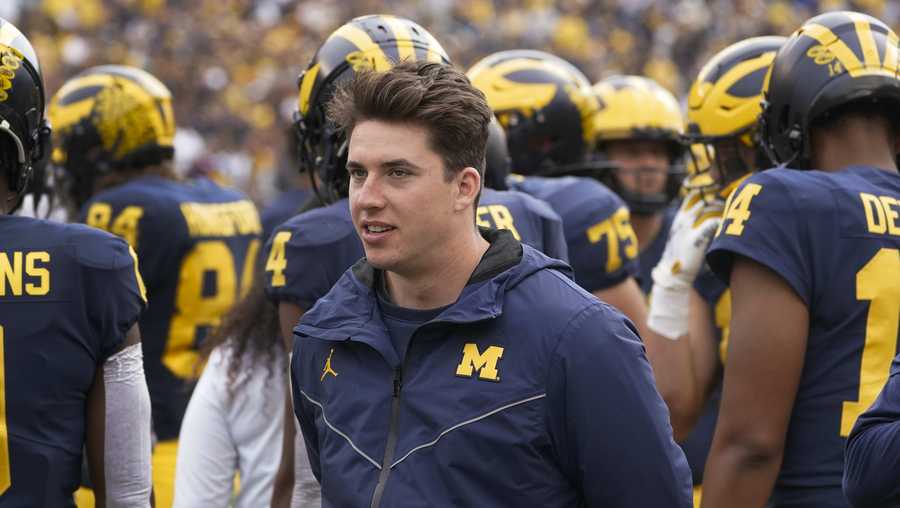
[0,326,10,494]
[841,248,900,436]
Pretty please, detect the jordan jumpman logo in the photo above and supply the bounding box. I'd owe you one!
[320,348,339,381]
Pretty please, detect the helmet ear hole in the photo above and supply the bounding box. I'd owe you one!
[787,126,802,149]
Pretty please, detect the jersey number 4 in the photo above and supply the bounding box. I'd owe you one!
[265,231,291,288]
[717,183,762,237]
[841,248,900,436]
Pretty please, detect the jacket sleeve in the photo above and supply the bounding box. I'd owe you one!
[545,302,692,507]
[291,346,322,482]
[843,360,900,508]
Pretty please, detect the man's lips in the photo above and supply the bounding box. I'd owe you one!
[359,220,396,241]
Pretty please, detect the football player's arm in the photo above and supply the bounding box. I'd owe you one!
[279,302,305,347]
[272,408,325,507]
[699,257,808,508]
[271,391,296,508]
[685,288,721,428]
[843,366,900,508]
[641,325,696,442]
[644,192,723,438]
[547,304,692,507]
[86,324,153,508]
[272,300,307,506]
[591,278,648,336]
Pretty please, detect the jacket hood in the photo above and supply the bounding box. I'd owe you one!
[295,228,571,353]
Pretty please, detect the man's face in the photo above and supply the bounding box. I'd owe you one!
[711,137,756,182]
[606,139,670,196]
[347,120,464,276]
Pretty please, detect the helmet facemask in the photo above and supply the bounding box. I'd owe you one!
[597,136,685,215]
[683,127,764,203]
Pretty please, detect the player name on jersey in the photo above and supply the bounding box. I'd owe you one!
[476,204,520,240]
[180,201,261,237]
[0,251,50,296]
[861,192,900,237]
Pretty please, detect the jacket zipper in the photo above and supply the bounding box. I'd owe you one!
[370,366,403,508]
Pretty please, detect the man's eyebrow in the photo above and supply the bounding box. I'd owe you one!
[382,158,422,171]
[346,160,364,171]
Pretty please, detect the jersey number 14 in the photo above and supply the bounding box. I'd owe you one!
[841,247,900,436]
[719,186,900,436]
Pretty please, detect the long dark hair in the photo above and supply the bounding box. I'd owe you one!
[199,268,285,400]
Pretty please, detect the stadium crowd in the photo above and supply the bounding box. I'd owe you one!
[3,0,897,203]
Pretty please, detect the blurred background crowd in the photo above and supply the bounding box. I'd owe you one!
[3,0,897,205]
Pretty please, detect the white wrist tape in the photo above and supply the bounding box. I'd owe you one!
[103,343,153,507]
[647,282,691,341]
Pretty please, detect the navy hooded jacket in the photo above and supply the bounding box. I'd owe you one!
[292,229,692,507]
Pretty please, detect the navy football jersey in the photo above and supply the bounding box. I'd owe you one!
[707,166,900,505]
[263,199,358,309]
[507,175,639,293]
[0,215,145,506]
[264,190,569,308]
[479,188,568,262]
[636,204,677,294]
[261,188,311,241]
[79,176,261,440]
[693,267,731,364]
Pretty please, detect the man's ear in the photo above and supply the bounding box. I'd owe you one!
[454,166,482,212]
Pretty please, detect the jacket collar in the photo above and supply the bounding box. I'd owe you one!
[295,228,571,362]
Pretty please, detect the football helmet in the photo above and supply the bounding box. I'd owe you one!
[484,116,511,190]
[0,18,51,213]
[593,75,685,213]
[685,36,785,194]
[48,65,176,209]
[760,11,900,168]
[293,14,450,202]
[467,50,606,177]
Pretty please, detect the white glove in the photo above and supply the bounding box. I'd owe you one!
[648,192,724,339]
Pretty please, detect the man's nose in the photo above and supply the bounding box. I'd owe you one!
[353,173,386,210]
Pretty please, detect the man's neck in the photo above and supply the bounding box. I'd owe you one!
[384,228,490,310]
[94,164,177,193]
[630,213,663,254]
[811,116,899,173]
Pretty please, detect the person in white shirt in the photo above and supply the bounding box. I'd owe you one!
[174,277,320,507]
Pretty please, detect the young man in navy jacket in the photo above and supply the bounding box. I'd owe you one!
[290,60,692,507]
